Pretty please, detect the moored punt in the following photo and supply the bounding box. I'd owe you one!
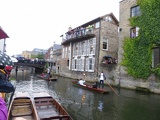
[7,92,39,120]
[37,75,57,81]
[33,92,73,120]
[72,81,109,94]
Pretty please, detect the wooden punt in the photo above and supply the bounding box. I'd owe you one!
[37,75,57,81]
[72,81,109,94]
[33,92,73,120]
[7,92,39,120]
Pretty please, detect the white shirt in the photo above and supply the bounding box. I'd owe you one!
[100,73,104,80]
[78,80,85,86]
[47,68,50,73]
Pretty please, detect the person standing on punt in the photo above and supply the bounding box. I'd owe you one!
[46,67,51,78]
[98,71,106,89]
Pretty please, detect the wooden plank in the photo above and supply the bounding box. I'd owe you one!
[40,115,70,120]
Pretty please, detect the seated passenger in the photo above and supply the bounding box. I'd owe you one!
[41,73,45,77]
[78,78,86,86]
[92,82,98,88]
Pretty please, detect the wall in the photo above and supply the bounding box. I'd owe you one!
[115,0,160,94]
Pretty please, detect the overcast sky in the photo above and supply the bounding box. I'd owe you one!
[0,0,120,56]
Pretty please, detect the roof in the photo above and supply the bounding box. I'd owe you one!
[53,44,62,50]
[0,27,9,39]
[100,12,119,25]
[63,13,119,35]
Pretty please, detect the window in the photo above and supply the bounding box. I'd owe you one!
[67,60,69,66]
[86,57,95,72]
[95,22,100,28]
[89,39,93,54]
[131,6,141,17]
[130,27,139,38]
[81,42,85,55]
[73,43,79,56]
[152,47,160,67]
[89,58,92,70]
[68,49,70,58]
[65,47,67,58]
[75,59,77,69]
[103,39,108,50]
[105,16,112,22]
[72,58,84,71]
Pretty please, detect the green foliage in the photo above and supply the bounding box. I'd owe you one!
[151,64,160,77]
[122,0,160,79]
[31,54,44,59]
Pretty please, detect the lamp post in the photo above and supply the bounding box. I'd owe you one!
[83,73,86,80]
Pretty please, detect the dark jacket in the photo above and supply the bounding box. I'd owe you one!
[0,69,14,93]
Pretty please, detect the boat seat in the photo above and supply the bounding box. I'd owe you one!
[40,115,70,120]
[12,116,34,120]
[34,97,53,106]
[37,106,58,118]
[11,105,32,116]
[13,102,31,106]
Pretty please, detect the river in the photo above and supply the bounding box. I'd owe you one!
[9,68,160,120]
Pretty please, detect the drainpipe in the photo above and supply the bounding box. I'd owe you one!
[69,42,72,70]
[97,19,101,76]
[3,38,6,53]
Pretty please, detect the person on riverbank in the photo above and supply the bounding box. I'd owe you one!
[98,71,106,89]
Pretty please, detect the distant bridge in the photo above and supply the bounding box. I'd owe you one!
[14,60,53,73]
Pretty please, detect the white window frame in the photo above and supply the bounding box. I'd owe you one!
[102,39,108,50]
[95,22,100,28]
[85,57,95,72]
[105,16,112,22]
[131,27,140,38]
[62,48,65,58]
[131,5,141,17]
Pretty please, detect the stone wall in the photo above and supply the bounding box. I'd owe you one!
[115,0,160,94]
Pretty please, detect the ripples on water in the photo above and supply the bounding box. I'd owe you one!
[11,70,160,120]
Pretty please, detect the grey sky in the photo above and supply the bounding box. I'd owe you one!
[0,0,120,56]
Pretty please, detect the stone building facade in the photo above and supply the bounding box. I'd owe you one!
[59,13,119,82]
[22,50,31,59]
[115,0,160,94]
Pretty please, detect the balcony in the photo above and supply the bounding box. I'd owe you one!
[61,28,95,45]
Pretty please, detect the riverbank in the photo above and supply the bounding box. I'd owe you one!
[53,73,160,95]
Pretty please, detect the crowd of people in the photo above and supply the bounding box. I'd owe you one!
[62,25,94,42]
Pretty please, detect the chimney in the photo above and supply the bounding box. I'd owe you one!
[68,25,72,31]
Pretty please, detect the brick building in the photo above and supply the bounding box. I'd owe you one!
[116,0,160,94]
[60,13,119,81]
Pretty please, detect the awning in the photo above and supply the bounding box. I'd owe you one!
[103,55,112,60]
[0,27,9,39]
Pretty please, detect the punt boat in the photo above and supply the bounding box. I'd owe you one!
[72,81,109,94]
[7,92,39,120]
[33,92,73,120]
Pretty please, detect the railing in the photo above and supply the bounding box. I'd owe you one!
[62,28,94,43]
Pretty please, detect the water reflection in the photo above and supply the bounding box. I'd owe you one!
[10,70,160,120]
